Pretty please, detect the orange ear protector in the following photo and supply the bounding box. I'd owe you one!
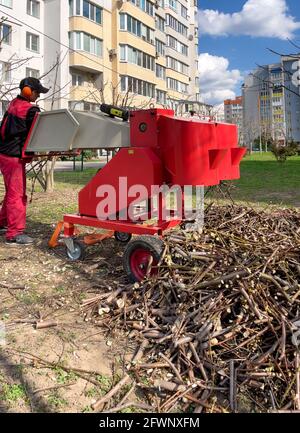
[21,86,33,99]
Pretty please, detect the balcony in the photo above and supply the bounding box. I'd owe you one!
[69,52,103,74]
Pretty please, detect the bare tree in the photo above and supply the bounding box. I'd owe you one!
[42,53,62,193]
[0,43,69,193]
[243,119,260,154]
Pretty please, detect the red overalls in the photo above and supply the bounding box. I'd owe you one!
[0,97,37,240]
[0,156,27,239]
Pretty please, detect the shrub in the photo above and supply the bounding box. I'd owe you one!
[270,140,298,163]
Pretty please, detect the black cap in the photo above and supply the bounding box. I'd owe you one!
[19,77,49,94]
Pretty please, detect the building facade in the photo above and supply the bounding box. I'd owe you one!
[0,0,46,115]
[0,0,200,115]
[224,96,243,144]
[242,57,300,148]
[282,55,300,143]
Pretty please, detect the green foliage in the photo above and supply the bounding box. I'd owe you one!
[270,140,299,163]
[84,387,99,398]
[253,135,273,151]
[59,150,96,162]
[0,383,26,402]
[54,367,77,384]
[120,406,138,413]
[54,286,66,294]
[82,405,93,413]
[47,393,68,408]
[96,374,112,394]
[16,291,43,305]
[82,150,96,161]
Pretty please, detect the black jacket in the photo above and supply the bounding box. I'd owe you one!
[0,95,40,157]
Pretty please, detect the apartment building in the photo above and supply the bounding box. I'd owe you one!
[0,0,199,115]
[282,55,300,143]
[0,0,46,115]
[242,57,300,147]
[224,96,243,143]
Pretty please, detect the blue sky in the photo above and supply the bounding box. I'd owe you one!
[197,0,300,104]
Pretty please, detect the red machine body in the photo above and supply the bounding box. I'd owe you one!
[48,108,246,280]
[158,115,243,186]
[78,108,246,220]
[79,147,163,219]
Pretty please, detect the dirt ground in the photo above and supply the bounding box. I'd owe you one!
[1,176,297,413]
[0,190,140,413]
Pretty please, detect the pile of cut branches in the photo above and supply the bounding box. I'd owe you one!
[83,205,300,413]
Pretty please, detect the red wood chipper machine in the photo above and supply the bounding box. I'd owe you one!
[23,105,246,282]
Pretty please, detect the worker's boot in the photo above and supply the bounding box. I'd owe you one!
[6,234,34,246]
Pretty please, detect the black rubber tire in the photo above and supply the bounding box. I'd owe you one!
[123,235,164,283]
[66,240,85,261]
[114,231,132,243]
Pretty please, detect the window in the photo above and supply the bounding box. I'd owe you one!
[0,0,12,8]
[69,101,99,111]
[167,35,188,56]
[156,89,166,105]
[69,31,102,56]
[155,15,165,32]
[130,0,154,17]
[0,62,11,82]
[120,75,155,98]
[72,73,83,86]
[0,100,9,120]
[167,35,176,50]
[168,0,177,11]
[27,0,40,18]
[181,4,188,19]
[120,14,154,44]
[167,77,188,93]
[166,14,188,37]
[26,32,39,52]
[83,101,99,111]
[119,44,154,71]
[156,64,165,80]
[120,13,126,30]
[69,0,102,24]
[26,67,40,78]
[120,45,126,61]
[167,56,188,75]
[155,39,165,56]
[83,0,89,18]
[120,76,126,92]
[0,24,11,44]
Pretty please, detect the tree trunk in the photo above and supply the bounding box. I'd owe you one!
[44,158,56,192]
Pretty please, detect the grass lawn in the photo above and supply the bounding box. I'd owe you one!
[53,152,300,208]
[230,153,300,207]
[54,168,98,190]
[1,152,299,229]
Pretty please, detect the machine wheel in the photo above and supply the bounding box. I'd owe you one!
[123,236,164,283]
[114,231,132,243]
[66,240,85,261]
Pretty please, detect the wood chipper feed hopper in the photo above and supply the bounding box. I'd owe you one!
[23,107,246,282]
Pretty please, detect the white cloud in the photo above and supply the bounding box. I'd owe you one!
[199,0,300,39]
[198,53,242,105]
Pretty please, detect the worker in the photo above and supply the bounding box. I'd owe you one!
[0,77,49,245]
